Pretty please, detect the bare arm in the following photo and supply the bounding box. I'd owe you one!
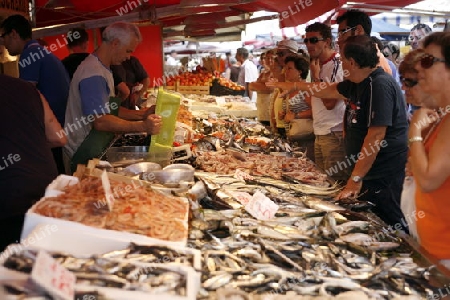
[336,126,387,199]
[266,81,343,100]
[409,109,450,192]
[249,81,272,93]
[92,113,162,135]
[309,59,340,110]
[139,77,150,98]
[40,93,67,147]
[116,82,130,101]
[297,109,312,119]
[322,98,339,110]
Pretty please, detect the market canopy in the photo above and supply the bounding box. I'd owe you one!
[32,0,425,39]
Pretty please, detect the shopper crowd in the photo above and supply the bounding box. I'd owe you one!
[0,9,449,266]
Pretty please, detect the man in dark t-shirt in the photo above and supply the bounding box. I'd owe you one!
[0,74,66,251]
[111,56,150,109]
[1,15,70,175]
[61,27,89,79]
[266,35,408,232]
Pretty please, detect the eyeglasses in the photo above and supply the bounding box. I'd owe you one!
[303,37,324,44]
[400,76,418,88]
[338,26,357,37]
[420,54,446,69]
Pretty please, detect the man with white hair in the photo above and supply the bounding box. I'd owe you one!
[63,22,162,173]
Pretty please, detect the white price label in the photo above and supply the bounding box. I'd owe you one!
[215,97,226,105]
[229,191,253,206]
[101,170,115,211]
[233,169,254,182]
[31,251,75,300]
[244,191,279,220]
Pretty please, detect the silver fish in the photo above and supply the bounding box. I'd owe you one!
[203,272,233,290]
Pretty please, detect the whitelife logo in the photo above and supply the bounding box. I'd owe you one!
[116,0,149,16]
[19,31,82,68]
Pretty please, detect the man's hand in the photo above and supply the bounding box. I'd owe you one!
[129,92,141,108]
[310,58,320,81]
[142,105,157,119]
[143,114,162,135]
[335,179,363,200]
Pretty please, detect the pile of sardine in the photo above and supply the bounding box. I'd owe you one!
[187,176,440,299]
[3,243,194,297]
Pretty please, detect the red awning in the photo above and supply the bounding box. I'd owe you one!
[33,0,424,37]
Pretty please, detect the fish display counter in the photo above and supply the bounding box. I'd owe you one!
[1,91,449,298]
[0,155,449,299]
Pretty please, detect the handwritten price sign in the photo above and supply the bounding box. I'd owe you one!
[101,170,116,211]
[31,251,75,300]
[245,191,278,220]
[229,191,253,206]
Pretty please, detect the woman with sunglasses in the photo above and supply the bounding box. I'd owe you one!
[399,49,427,109]
[408,32,450,267]
[397,49,431,241]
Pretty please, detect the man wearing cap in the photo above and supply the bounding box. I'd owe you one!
[236,47,258,97]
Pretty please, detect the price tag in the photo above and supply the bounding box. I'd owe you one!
[215,97,226,105]
[229,191,253,206]
[101,170,115,211]
[233,169,254,182]
[31,251,75,300]
[244,191,279,220]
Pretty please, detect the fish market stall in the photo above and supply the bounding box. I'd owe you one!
[1,90,449,299]
[2,154,449,299]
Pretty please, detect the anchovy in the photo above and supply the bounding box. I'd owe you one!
[202,272,233,290]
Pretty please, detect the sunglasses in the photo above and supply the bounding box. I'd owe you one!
[338,26,356,37]
[420,54,446,69]
[303,37,324,44]
[400,76,418,88]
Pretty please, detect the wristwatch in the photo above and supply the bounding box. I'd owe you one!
[352,175,362,183]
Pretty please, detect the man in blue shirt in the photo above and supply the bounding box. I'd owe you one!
[1,15,70,174]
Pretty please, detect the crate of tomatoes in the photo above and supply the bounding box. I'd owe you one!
[210,78,245,96]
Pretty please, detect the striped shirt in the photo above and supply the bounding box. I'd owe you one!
[282,91,310,132]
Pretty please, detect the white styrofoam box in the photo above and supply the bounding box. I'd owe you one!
[22,175,189,247]
[0,245,200,300]
[19,223,201,270]
[44,174,79,197]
